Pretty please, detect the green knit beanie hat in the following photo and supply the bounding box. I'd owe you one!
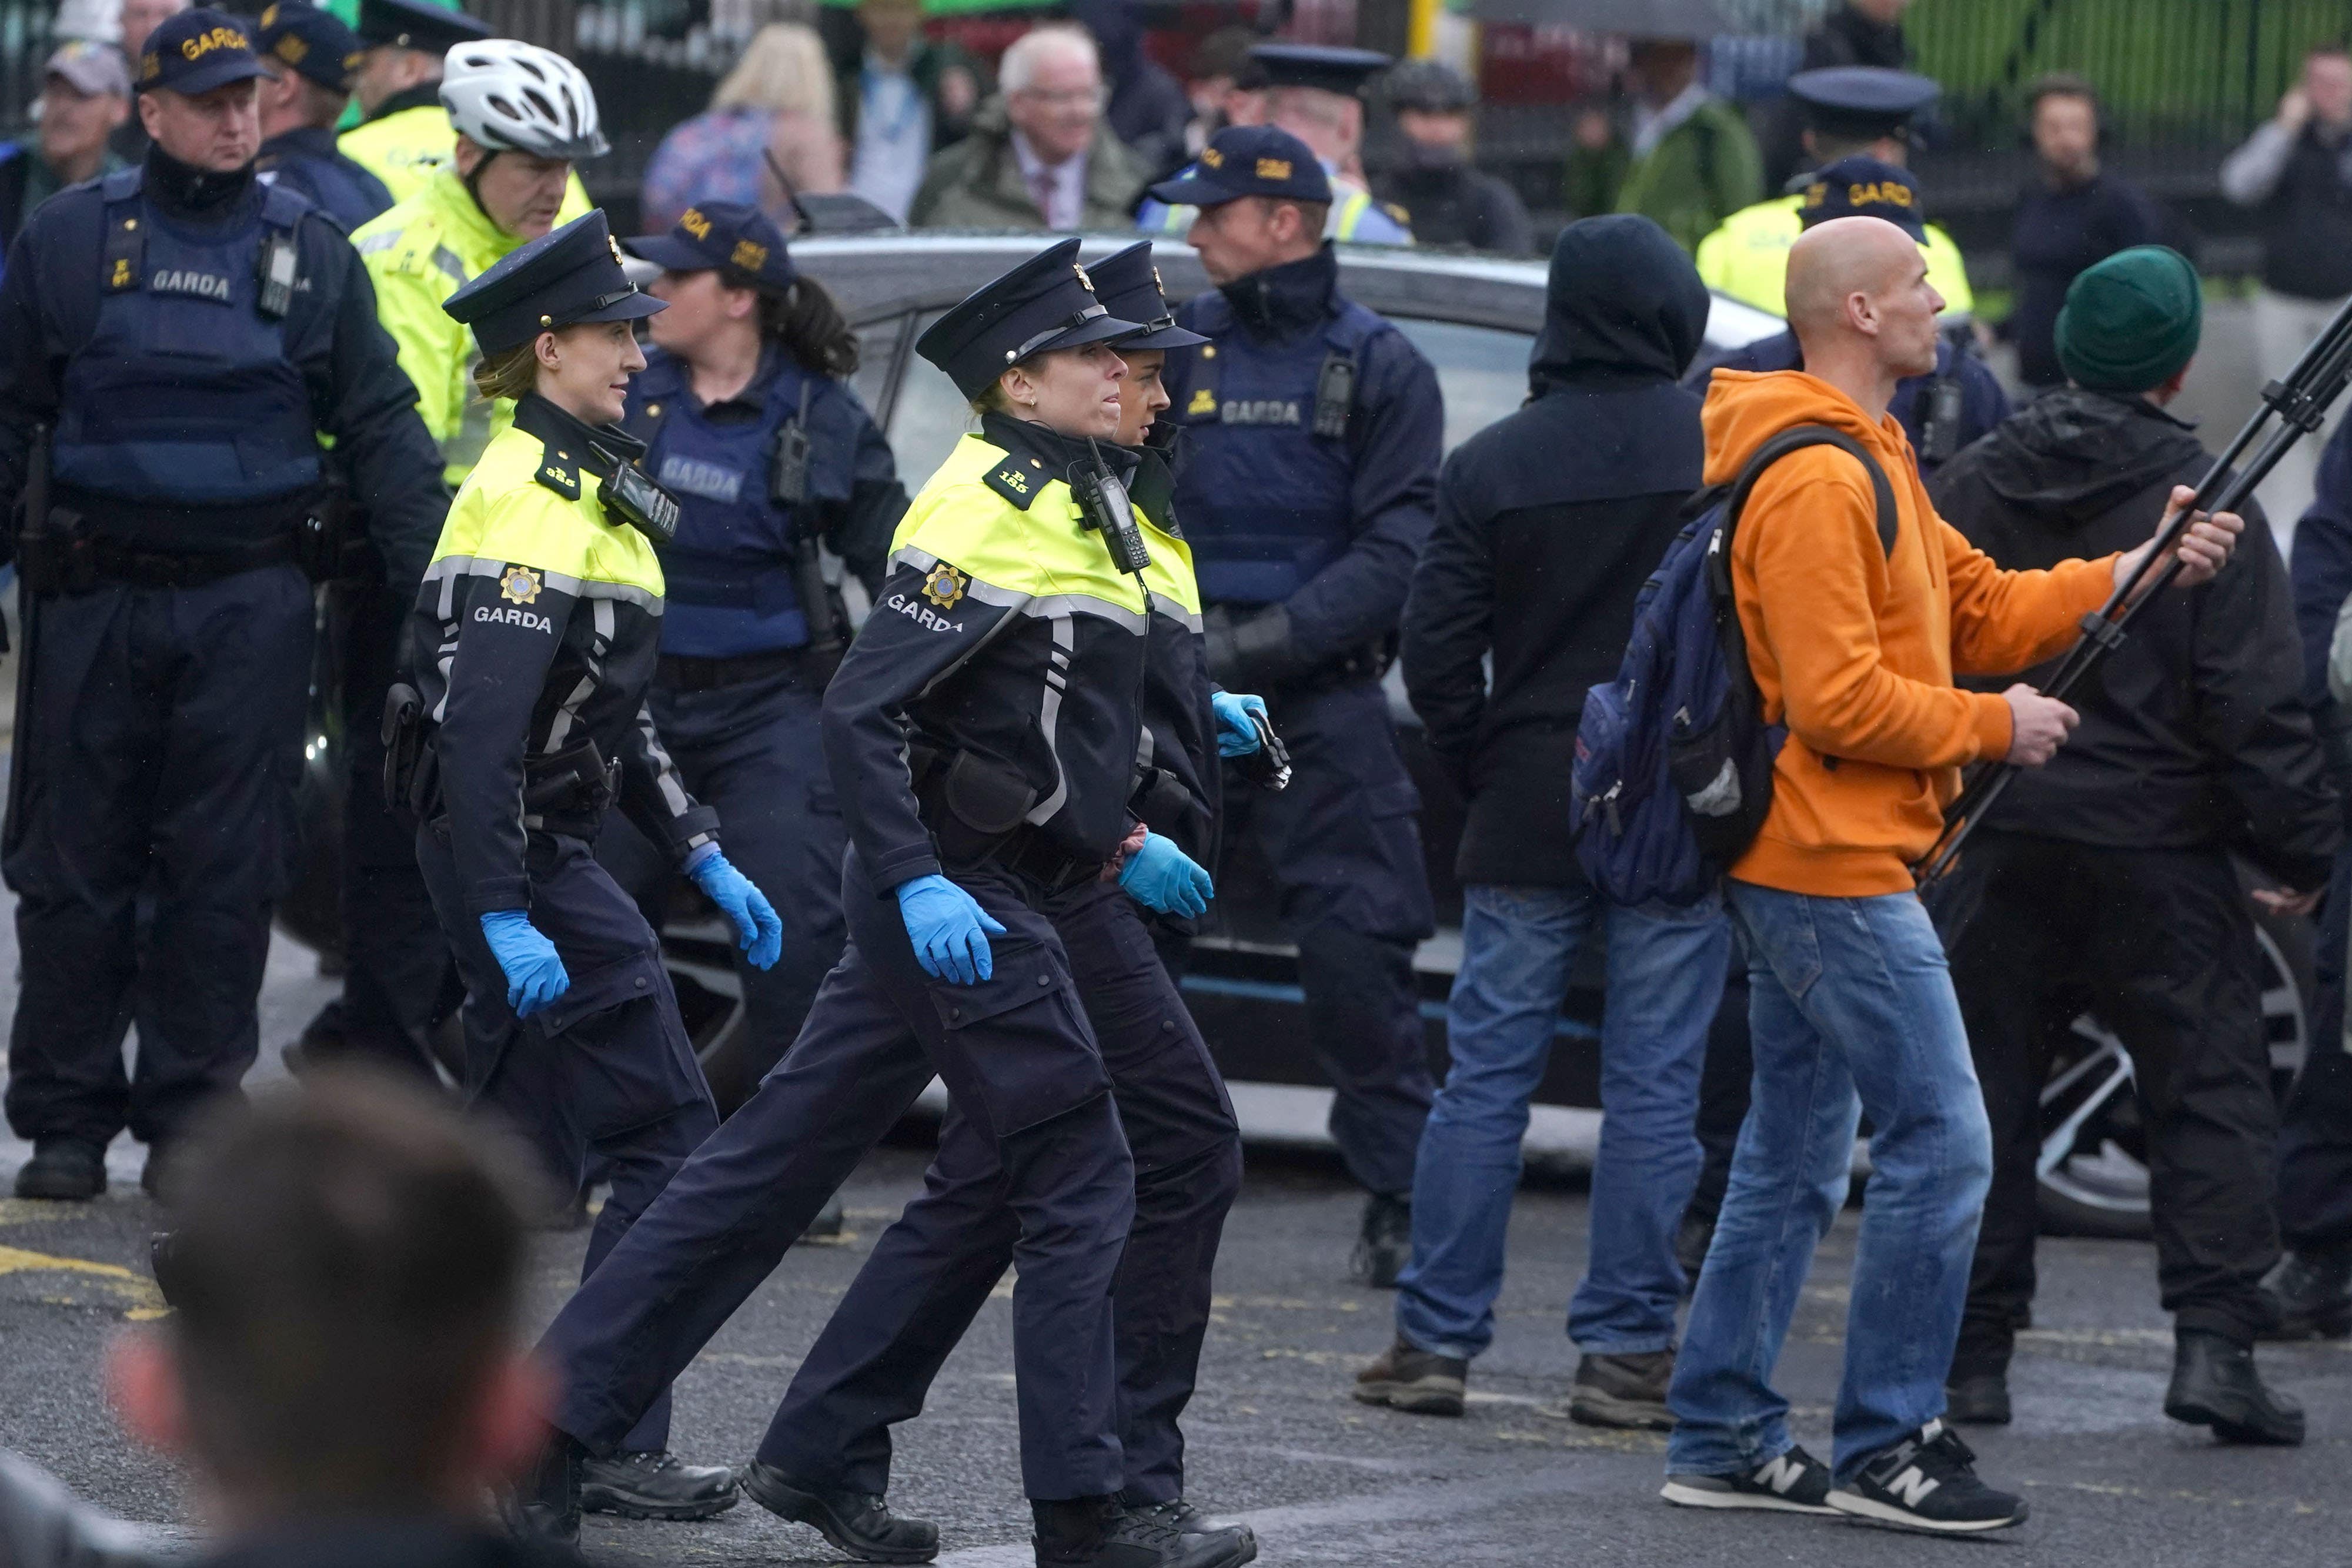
[2056,245,2202,393]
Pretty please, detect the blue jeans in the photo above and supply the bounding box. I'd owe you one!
[1666,882,1993,1483]
[1394,881,1729,1360]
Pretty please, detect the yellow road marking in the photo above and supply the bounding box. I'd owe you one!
[0,1243,168,1318]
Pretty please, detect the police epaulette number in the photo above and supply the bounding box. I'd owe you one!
[984,457,1050,510]
[534,450,582,500]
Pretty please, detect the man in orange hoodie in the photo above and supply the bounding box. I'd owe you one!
[1658,215,2244,1534]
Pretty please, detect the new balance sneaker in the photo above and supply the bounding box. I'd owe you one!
[1352,1338,1467,1417]
[1827,1421,2026,1534]
[1660,1444,1838,1515]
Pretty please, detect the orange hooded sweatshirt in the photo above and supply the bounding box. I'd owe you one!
[1710,370,2120,896]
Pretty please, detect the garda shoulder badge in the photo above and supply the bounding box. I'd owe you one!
[534,444,582,500]
[983,456,1048,510]
[499,564,542,604]
[921,563,967,609]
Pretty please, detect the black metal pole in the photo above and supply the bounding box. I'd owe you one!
[1916,286,2352,888]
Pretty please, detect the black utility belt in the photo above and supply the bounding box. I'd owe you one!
[22,495,356,594]
[907,741,1104,894]
[1284,640,1392,694]
[655,644,810,693]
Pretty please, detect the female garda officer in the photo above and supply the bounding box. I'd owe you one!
[738,241,1265,1562]
[603,200,907,1109]
[524,238,1242,1568]
[409,209,784,1528]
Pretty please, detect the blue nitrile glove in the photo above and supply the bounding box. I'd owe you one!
[1118,831,1214,918]
[689,850,784,970]
[896,873,1007,986]
[1211,690,1267,757]
[479,910,570,1018]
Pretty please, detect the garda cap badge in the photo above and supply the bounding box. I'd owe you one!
[921,563,968,609]
[499,565,543,605]
[1073,262,1094,292]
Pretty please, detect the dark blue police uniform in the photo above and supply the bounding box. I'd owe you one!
[524,242,1248,1568]
[1687,156,2008,471]
[754,246,1248,1532]
[597,205,906,1102]
[255,2,393,232]
[0,11,448,1195]
[1151,128,1442,1230]
[413,212,765,1519]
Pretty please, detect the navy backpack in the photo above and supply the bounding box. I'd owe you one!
[1569,425,1897,907]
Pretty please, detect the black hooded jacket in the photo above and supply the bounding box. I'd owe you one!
[1929,387,2338,887]
[1401,214,1709,886]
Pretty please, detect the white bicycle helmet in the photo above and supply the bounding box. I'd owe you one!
[441,40,609,162]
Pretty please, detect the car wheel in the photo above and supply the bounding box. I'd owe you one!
[2036,918,2311,1239]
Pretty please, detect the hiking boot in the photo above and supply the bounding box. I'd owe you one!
[1032,1496,1251,1568]
[1351,1193,1411,1288]
[2165,1329,2305,1445]
[740,1461,938,1562]
[14,1139,106,1201]
[1943,1370,2012,1426]
[1352,1338,1467,1417]
[1660,1443,1838,1515]
[1568,1348,1675,1430]
[1121,1497,1256,1565]
[1827,1420,2026,1534]
[2262,1248,2352,1341]
[579,1449,739,1520]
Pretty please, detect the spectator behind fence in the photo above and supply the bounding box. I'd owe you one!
[911,24,1148,230]
[108,1074,564,1567]
[1662,215,2243,1533]
[0,42,129,261]
[1358,215,1727,1429]
[1605,39,1762,256]
[1375,60,1533,255]
[1928,246,2331,1445]
[642,23,845,233]
[2008,74,2170,390]
[1760,0,1913,191]
[834,0,981,224]
[2223,45,2352,543]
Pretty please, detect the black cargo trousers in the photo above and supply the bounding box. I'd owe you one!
[1931,830,2284,1378]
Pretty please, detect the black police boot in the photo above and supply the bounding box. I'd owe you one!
[1351,1193,1411,1288]
[2263,1248,2352,1340]
[803,1191,847,1241]
[1031,1496,1251,1568]
[579,1450,739,1520]
[505,1433,582,1547]
[15,1139,106,1201]
[2165,1329,2305,1445]
[1944,1369,2012,1426]
[739,1460,938,1563]
[1119,1493,1257,1565]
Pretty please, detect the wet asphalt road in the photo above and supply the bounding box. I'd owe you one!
[4,934,2352,1567]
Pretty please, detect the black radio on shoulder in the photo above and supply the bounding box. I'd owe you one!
[594,446,681,545]
[770,381,813,506]
[1070,440,1152,577]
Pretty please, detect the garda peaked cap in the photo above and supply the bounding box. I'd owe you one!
[443,209,666,356]
[1088,241,1207,351]
[915,238,1143,401]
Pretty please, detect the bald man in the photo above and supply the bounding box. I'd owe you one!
[1658,216,2245,1533]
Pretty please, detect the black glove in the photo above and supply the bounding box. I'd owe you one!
[1202,603,1299,690]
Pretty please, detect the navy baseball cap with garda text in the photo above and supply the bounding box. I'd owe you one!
[255,2,368,93]
[1147,125,1332,210]
[626,202,799,295]
[1799,156,1926,241]
[138,9,272,96]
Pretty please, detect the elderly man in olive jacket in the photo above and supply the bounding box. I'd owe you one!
[911,23,1149,230]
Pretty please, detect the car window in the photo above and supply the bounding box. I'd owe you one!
[1388,319,1531,455]
[886,311,981,487]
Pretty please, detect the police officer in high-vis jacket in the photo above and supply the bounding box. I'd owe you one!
[253,2,393,232]
[1152,125,1444,1287]
[0,9,448,1202]
[416,209,781,1527]
[338,0,487,206]
[519,239,1246,1568]
[737,240,1257,1566]
[606,202,907,1106]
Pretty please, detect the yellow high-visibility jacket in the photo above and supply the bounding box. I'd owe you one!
[1696,193,1974,318]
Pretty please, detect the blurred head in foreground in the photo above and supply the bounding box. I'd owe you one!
[111,1073,548,1532]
